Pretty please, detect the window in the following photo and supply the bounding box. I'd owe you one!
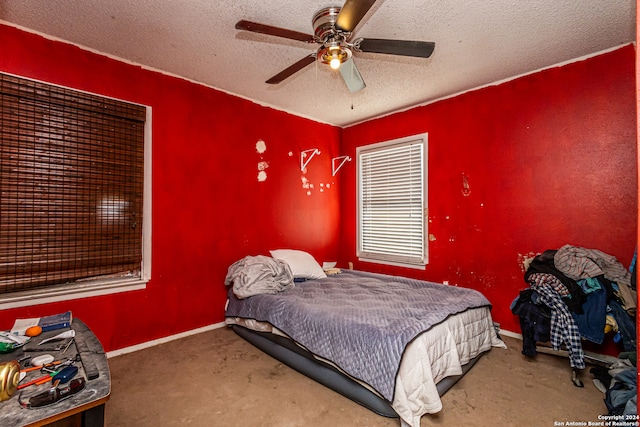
[357,133,427,268]
[0,73,150,308]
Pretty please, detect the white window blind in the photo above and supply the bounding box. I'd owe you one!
[357,134,427,268]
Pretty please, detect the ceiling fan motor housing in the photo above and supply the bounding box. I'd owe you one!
[313,7,343,41]
[313,7,352,66]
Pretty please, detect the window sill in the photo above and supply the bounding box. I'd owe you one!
[0,278,148,310]
[358,257,427,270]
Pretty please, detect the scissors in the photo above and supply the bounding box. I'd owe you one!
[24,338,73,353]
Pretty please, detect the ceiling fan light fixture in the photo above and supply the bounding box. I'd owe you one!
[319,44,351,70]
[330,56,342,70]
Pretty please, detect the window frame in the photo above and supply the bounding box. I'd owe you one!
[356,133,428,269]
[0,73,152,309]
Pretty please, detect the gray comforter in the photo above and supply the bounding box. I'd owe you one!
[225,255,294,299]
[225,269,492,400]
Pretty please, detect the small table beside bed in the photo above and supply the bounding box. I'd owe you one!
[224,251,506,427]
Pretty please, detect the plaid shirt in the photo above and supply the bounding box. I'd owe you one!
[527,273,585,369]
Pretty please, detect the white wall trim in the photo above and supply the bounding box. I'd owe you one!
[106,321,226,358]
[344,44,634,127]
[0,20,333,127]
[498,328,523,340]
[498,328,618,365]
[2,21,631,130]
[107,324,619,366]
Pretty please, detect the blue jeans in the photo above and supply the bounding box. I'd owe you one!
[571,287,607,344]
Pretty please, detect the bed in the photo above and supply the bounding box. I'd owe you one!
[224,254,506,427]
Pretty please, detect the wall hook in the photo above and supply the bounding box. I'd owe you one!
[332,156,352,176]
[301,148,321,171]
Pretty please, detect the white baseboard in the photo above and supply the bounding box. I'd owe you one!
[105,324,619,366]
[497,328,523,340]
[106,321,226,358]
[105,325,524,358]
[497,328,619,365]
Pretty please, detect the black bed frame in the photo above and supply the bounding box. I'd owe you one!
[230,324,484,418]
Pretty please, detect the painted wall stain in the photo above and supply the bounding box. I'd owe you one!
[258,160,269,182]
[517,252,537,272]
[256,140,268,181]
[301,176,315,196]
[461,173,471,196]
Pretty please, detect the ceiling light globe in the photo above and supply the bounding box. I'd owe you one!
[330,57,341,70]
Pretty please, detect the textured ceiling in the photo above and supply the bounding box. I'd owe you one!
[0,0,635,127]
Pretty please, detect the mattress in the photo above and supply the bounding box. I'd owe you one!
[226,305,505,427]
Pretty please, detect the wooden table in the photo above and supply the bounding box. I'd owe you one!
[0,319,110,427]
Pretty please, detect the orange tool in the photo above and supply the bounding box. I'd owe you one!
[17,375,51,390]
[20,361,61,374]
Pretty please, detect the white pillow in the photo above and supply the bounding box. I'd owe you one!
[269,249,327,280]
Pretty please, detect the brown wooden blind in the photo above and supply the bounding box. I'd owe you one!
[0,73,146,294]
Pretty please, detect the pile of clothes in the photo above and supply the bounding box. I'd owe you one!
[511,244,637,413]
[511,244,637,369]
[591,353,637,416]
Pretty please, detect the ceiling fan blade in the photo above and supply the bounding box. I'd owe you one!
[335,0,377,32]
[235,20,316,43]
[266,55,316,84]
[356,38,435,58]
[339,58,366,93]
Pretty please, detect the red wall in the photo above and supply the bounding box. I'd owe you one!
[0,24,342,351]
[340,45,637,335]
[0,23,636,351]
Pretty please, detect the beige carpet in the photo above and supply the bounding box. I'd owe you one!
[105,327,608,426]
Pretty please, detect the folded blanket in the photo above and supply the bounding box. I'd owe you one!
[225,255,294,299]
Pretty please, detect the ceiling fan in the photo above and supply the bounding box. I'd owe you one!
[235,0,435,93]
